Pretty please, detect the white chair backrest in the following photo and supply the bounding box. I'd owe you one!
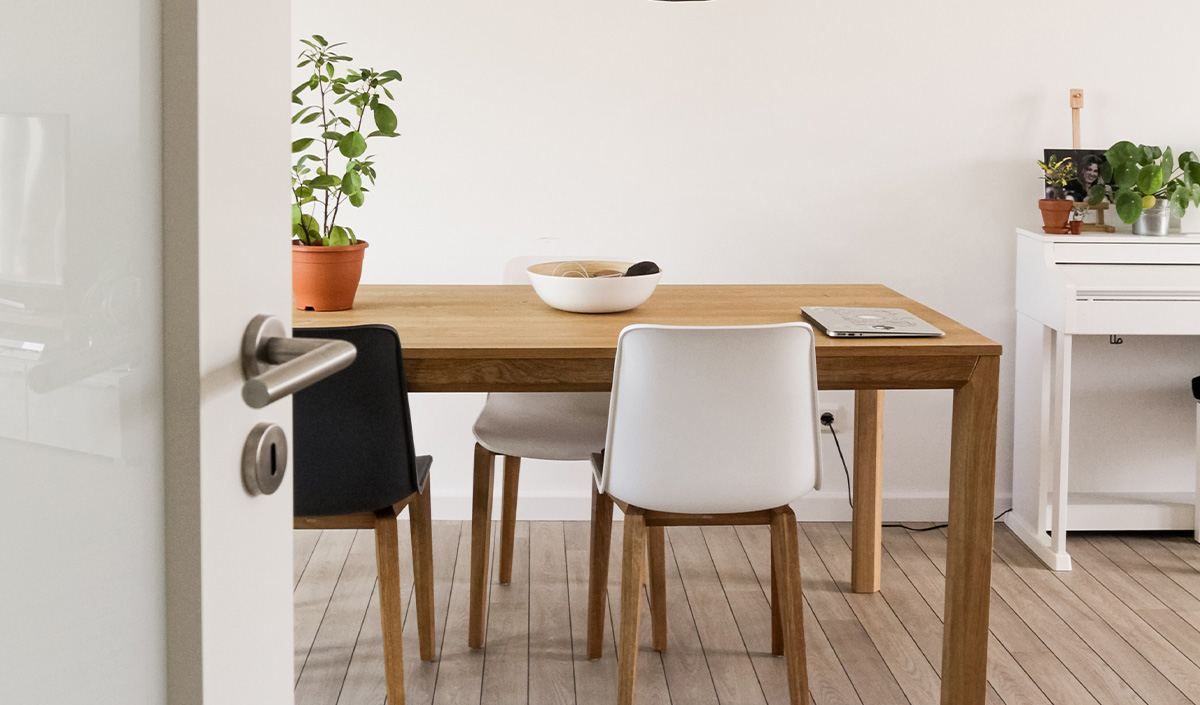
[502,255,627,285]
[598,323,822,514]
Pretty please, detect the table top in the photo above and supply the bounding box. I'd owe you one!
[295,284,999,361]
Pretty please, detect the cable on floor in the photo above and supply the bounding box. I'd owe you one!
[821,412,1011,531]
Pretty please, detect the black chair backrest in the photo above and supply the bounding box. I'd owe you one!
[293,325,420,517]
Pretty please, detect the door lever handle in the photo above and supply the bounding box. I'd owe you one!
[241,314,356,408]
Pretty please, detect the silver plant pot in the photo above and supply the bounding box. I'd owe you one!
[1132,198,1171,236]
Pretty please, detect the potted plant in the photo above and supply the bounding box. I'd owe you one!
[291,35,402,310]
[1068,203,1088,234]
[1087,141,1200,236]
[1037,154,1076,234]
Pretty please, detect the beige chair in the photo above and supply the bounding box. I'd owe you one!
[467,256,615,648]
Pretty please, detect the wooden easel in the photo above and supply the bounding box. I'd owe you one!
[1071,88,1116,232]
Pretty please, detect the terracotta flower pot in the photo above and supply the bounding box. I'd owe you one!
[292,241,369,311]
[1038,199,1074,234]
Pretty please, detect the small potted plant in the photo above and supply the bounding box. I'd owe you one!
[1087,141,1200,236]
[291,35,402,310]
[1037,154,1075,234]
[1068,203,1088,234]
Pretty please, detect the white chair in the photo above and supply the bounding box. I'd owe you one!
[467,256,615,648]
[587,323,822,705]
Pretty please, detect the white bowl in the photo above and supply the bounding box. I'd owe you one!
[526,260,661,313]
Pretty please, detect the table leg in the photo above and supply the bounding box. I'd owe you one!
[851,389,884,594]
[941,355,999,705]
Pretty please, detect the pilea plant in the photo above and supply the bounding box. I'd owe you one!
[291,35,401,246]
[1088,141,1200,224]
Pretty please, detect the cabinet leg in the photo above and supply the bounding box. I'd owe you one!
[1050,331,1072,559]
[1036,325,1053,538]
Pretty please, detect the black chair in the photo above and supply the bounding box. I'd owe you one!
[293,325,435,704]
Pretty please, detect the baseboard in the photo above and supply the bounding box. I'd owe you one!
[428,490,1014,522]
[790,491,1013,522]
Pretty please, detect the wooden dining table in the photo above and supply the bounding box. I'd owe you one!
[296,283,1001,705]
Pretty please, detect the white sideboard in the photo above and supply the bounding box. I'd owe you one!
[1009,228,1200,570]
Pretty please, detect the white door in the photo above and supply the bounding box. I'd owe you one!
[1,1,294,704]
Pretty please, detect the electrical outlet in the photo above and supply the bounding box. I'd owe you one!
[819,404,848,432]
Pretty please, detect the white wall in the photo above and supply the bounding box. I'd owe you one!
[294,0,1200,521]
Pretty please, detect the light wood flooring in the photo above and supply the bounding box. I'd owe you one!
[293,521,1200,704]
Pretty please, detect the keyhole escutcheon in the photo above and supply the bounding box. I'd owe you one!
[242,422,288,496]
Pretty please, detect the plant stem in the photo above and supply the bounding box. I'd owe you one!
[293,189,306,244]
[328,77,373,235]
[316,53,333,241]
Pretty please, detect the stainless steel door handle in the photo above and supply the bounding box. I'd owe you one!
[240,314,356,408]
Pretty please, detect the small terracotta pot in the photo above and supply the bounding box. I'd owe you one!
[1038,199,1073,234]
[292,241,368,311]
[1068,220,1083,234]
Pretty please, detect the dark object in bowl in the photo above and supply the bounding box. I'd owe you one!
[625,261,660,277]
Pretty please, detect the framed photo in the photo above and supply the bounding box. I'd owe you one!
[1044,148,1109,202]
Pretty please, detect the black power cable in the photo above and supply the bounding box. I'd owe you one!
[820,412,1011,531]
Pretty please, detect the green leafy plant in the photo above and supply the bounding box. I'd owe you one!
[1038,155,1075,200]
[1087,141,1200,224]
[291,35,401,246]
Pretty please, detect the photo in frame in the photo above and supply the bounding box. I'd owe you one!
[1043,148,1110,203]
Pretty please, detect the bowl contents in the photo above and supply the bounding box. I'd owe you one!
[625,261,660,277]
[546,261,658,279]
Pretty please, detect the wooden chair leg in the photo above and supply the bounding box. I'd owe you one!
[618,507,647,705]
[784,514,810,704]
[498,455,521,585]
[373,509,406,705]
[408,480,436,662]
[771,506,809,705]
[587,482,614,659]
[770,529,783,656]
[647,525,667,651]
[468,443,496,649]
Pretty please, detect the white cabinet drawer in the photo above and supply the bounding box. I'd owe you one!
[1072,298,1200,334]
[1054,241,1200,265]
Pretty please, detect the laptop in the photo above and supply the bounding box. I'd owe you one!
[800,306,945,338]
